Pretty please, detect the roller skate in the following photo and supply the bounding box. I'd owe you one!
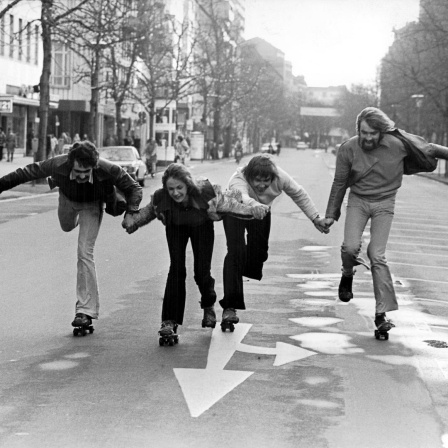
[338,275,353,302]
[201,305,217,328]
[374,313,395,341]
[220,308,239,332]
[71,313,94,337]
[158,320,179,346]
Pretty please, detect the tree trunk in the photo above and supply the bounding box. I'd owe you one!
[89,49,101,145]
[116,101,123,145]
[37,0,53,163]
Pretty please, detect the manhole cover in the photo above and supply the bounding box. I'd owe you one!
[424,340,448,348]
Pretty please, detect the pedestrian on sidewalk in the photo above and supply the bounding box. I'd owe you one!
[0,141,142,331]
[323,107,448,334]
[144,138,157,177]
[174,135,189,165]
[122,163,269,344]
[6,128,16,162]
[220,154,329,328]
[0,127,5,161]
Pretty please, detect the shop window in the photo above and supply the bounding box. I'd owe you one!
[155,131,169,147]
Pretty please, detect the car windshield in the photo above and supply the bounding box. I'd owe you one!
[100,148,135,161]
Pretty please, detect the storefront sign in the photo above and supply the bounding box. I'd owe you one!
[0,97,13,114]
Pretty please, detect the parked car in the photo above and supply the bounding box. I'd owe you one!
[98,146,147,186]
[261,142,277,154]
[296,141,309,150]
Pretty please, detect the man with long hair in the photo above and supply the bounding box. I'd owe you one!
[324,107,448,336]
[0,141,142,333]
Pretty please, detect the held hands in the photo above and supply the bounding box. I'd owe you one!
[313,216,331,234]
[323,217,334,230]
[121,212,139,234]
[252,204,270,220]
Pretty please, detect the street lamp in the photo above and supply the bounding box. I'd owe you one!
[411,94,424,135]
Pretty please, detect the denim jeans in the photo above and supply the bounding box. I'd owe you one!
[162,220,216,325]
[58,193,103,319]
[221,213,271,310]
[342,192,398,314]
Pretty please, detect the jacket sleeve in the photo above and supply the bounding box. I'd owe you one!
[278,168,319,221]
[325,144,351,221]
[228,172,260,207]
[0,158,54,192]
[129,196,157,228]
[208,185,255,219]
[109,164,142,212]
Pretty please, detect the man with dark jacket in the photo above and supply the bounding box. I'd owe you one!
[324,107,448,335]
[0,141,142,331]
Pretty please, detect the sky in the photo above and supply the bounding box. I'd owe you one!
[244,0,421,88]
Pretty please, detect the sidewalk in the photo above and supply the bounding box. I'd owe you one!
[0,152,52,200]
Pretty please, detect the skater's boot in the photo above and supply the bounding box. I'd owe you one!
[338,275,353,302]
[159,320,178,337]
[71,313,92,327]
[222,308,239,324]
[374,312,395,331]
[202,306,217,328]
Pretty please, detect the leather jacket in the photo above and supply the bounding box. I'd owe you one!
[0,154,142,212]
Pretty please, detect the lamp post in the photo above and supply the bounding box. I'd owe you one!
[411,94,424,135]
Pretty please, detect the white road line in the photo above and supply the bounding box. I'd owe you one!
[0,212,38,215]
[388,250,448,258]
[389,234,448,243]
[388,241,448,248]
[389,261,448,269]
[400,277,448,285]
[392,226,448,235]
[0,192,57,203]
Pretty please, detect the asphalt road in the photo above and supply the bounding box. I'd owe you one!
[0,148,447,448]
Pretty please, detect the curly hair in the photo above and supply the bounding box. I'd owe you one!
[67,141,99,169]
[356,107,395,134]
[242,154,279,182]
[161,163,199,196]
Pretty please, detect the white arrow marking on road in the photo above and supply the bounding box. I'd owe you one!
[237,341,317,366]
[174,324,253,418]
[174,324,317,417]
[173,368,253,418]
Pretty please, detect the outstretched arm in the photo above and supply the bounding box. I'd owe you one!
[122,198,157,234]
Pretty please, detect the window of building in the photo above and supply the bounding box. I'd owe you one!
[51,41,70,87]
[26,23,31,62]
[9,15,14,58]
[34,25,39,64]
[155,107,170,123]
[0,16,4,56]
[18,18,22,60]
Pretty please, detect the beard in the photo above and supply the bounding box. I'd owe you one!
[359,136,380,150]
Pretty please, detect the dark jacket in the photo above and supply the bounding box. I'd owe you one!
[386,129,437,175]
[0,155,142,212]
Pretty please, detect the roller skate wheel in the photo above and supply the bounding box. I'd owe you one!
[73,328,79,336]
